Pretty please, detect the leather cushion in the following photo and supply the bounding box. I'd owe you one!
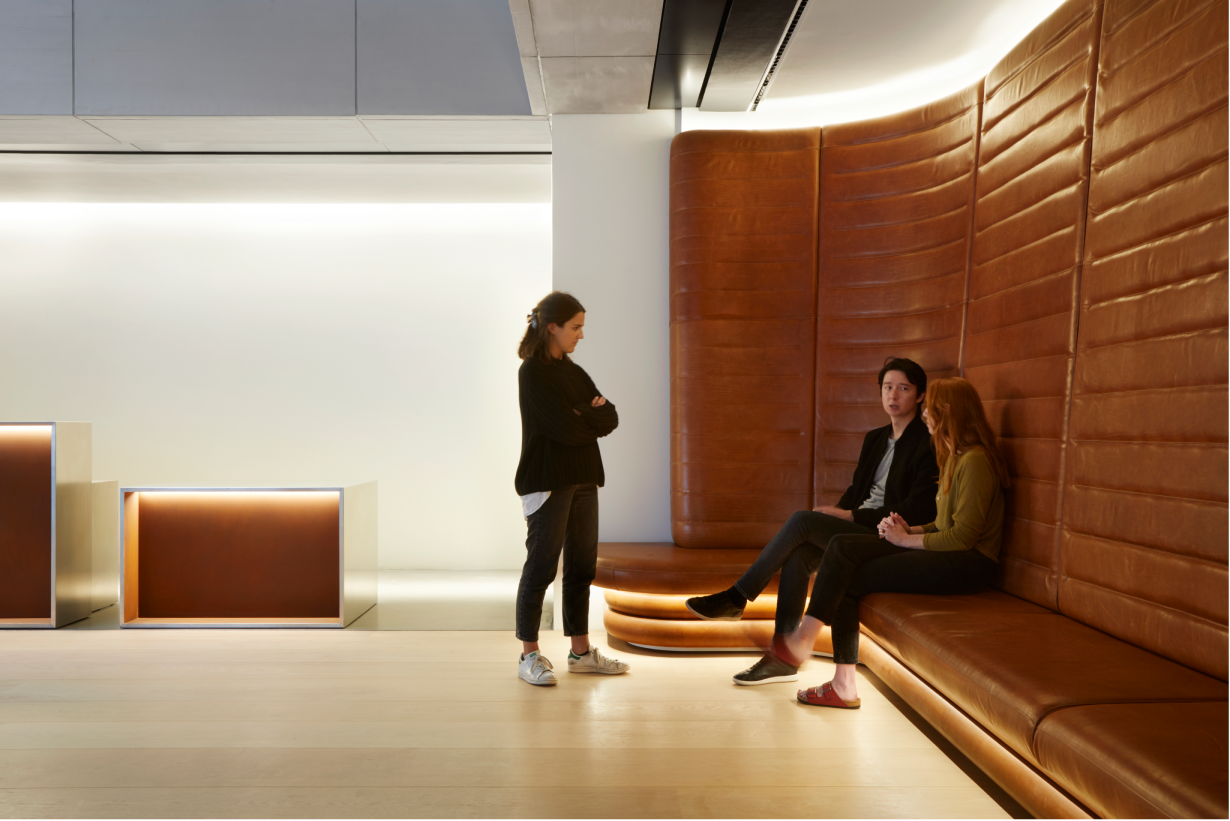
[1035,701,1229,819]
[595,542,775,595]
[860,597,1227,762]
[859,588,1052,658]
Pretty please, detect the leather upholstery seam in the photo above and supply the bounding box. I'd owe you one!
[670,175,809,185]
[986,4,1097,101]
[1095,93,1227,170]
[974,176,1084,235]
[1068,382,1227,400]
[1090,154,1227,217]
[977,126,1085,199]
[829,204,969,233]
[1060,580,1228,640]
[823,104,977,149]
[1076,326,1228,357]
[1101,4,1224,80]
[818,334,963,350]
[983,51,1090,144]
[1083,269,1225,311]
[972,223,1074,268]
[1085,212,1227,264]
[831,236,964,261]
[829,138,973,177]
[824,269,965,290]
[1101,0,1211,38]
[965,265,1074,301]
[965,307,1073,337]
[1058,532,1229,574]
[1064,481,1227,504]
[828,171,973,205]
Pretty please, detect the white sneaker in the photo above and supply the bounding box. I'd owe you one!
[518,652,557,686]
[567,646,630,675]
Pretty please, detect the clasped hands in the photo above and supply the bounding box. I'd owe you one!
[877,511,922,548]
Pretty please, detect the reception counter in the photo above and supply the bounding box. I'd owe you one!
[120,484,376,628]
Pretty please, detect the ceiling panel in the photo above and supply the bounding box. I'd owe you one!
[0,153,552,203]
[700,0,799,111]
[0,0,72,115]
[529,0,663,57]
[82,116,382,152]
[73,0,355,116]
[540,57,656,113]
[359,117,551,152]
[357,0,531,116]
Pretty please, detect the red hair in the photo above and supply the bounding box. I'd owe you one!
[924,377,1010,491]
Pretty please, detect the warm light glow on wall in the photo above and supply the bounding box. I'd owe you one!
[0,202,552,570]
[682,0,1069,130]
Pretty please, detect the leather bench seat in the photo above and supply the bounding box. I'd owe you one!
[860,592,1229,816]
[1035,701,1229,819]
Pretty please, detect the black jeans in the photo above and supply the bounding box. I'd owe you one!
[805,534,997,665]
[515,484,598,642]
[733,510,874,634]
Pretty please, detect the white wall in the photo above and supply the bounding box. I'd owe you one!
[0,201,551,570]
[550,112,675,543]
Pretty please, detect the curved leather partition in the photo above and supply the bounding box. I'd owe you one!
[0,427,53,619]
[670,128,820,547]
[963,0,1104,610]
[813,87,978,508]
[604,607,834,653]
[596,542,784,595]
[1061,0,1229,680]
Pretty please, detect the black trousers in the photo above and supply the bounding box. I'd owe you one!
[733,510,874,634]
[805,534,997,664]
[515,484,598,642]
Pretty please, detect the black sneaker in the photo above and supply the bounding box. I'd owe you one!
[733,653,799,686]
[684,591,745,621]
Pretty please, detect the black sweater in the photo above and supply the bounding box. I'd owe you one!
[837,414,939,528]
[515,357,618,495]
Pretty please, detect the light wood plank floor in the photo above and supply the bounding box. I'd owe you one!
[0,629,1023,818]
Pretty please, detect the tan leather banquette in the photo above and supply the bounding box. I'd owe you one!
[596,0,1229,816]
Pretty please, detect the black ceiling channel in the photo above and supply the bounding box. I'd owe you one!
[699,0,799,111]
[648,0,728,110]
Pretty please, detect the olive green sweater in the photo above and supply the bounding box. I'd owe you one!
[922,448,1004,562]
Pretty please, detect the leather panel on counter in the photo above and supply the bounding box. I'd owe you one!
[814,86,978,513]
[1035,701,1229,818]
[1063,0,1229,681]
[670,128,820,548]
[0,426,53,619]
[964,0,1104,611]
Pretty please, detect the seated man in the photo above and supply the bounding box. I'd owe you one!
[685,357,939,684]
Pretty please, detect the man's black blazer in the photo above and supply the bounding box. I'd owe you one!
[836,414,939,529]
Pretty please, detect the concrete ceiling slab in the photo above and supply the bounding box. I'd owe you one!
[529,0,662,57]
[540,56,656,114]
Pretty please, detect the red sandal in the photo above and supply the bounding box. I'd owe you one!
[797,681,861,709]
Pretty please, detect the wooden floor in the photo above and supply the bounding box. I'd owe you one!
[0,627,1020,818]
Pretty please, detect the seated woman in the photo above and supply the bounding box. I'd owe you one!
[775,376,1009,707]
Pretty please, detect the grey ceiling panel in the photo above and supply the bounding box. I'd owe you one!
[648,0,725,109]
[73,0,356,115]
[358,0,530,115]
[0,0,72,114]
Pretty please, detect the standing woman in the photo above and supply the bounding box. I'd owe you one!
[773,377,1009,708]
[514,291,630,685]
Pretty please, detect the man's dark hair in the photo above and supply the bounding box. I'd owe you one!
[877,357,927,395]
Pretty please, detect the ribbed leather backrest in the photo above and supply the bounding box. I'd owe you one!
[813,88,979,509]
[1060,0,1228,679]
[963,0,1104,609]
[670,128,821,548]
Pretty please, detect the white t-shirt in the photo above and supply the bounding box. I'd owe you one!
[859,437,896,510]
[521,491,551,519]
